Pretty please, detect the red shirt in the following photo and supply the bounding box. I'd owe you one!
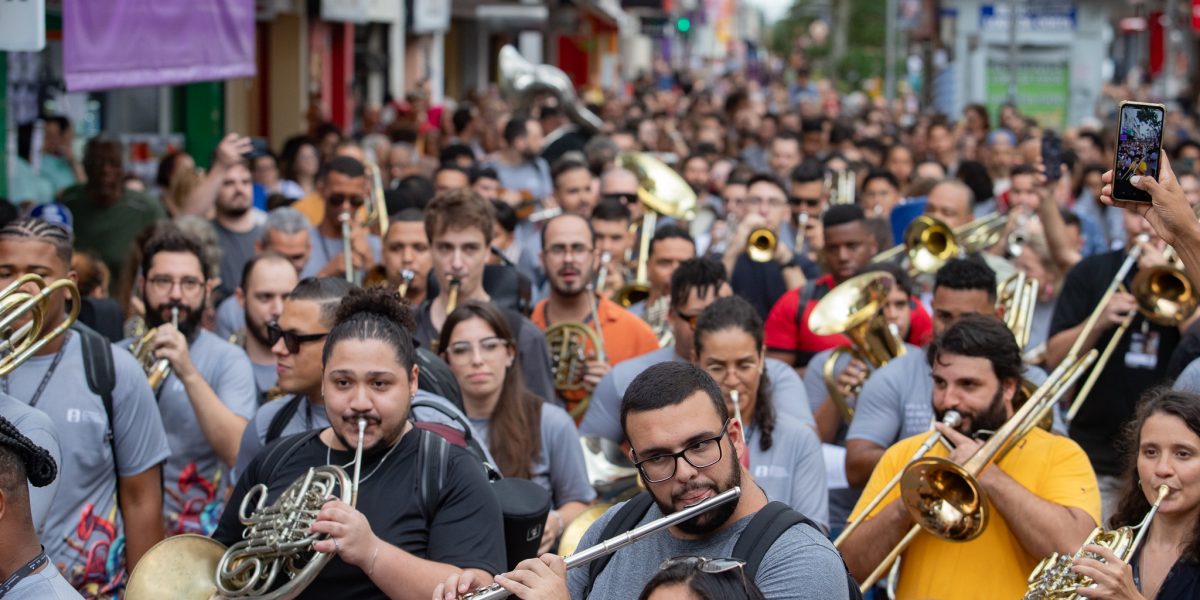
[764,274,933,367]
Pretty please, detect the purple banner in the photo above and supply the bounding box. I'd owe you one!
[64,0,255,92]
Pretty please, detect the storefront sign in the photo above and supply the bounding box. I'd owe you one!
[0,0,46,51]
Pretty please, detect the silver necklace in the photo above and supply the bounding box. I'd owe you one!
[326,434,401,487]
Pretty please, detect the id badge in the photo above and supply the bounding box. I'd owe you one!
[1124,322,1160,370]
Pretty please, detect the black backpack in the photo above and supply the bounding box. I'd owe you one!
[581,493,862,600]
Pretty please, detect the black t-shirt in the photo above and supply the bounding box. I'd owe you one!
[1049,250,1180,475]
[730,252,822,320]
[1133,551,1200,600]
[214,429,506,599]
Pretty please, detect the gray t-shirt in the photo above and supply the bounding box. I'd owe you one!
[212,220,264,301]
[413,301,556,404]
[251,361,277,401]
[483,157,552,201]
[580,347,815,442]
[233,391,497,481]
[120,329,257,535]
[214,294,244,341]
[1,332,170,588]
[1174,358,1200,394]
[847,349,1051,448]
[566,499,849,599]
[468,403,596,507]
[0,394,62,534]
[745,414,829,529]
[6,565,83,600]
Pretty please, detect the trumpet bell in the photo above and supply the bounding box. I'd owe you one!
[900,456,988,542]
[614,282,650,308]
[1132,266,1197,326]
[747,228,776,263]
[125,534,225,600]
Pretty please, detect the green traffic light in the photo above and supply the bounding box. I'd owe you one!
[677,17,691,32]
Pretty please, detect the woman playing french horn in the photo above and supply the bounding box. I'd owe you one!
[1067,389,1200,599]
[212,287,506,599]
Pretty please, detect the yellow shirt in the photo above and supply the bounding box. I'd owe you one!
[848,428,1101,600]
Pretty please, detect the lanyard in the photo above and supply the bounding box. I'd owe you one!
[2,331,70,409]
[0,551,48,598]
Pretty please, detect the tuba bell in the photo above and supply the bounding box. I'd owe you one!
[808,272,907,421]
[498,45,603,134]
[127,419,368,600]
[613,152,697,308]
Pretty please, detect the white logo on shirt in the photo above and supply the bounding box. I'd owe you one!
[753,465,789,479]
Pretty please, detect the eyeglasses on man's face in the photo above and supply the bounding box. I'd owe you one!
[633,420,730,483]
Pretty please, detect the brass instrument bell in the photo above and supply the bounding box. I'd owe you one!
[747,228,777,263]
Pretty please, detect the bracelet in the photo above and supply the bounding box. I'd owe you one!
[367,545,380,577]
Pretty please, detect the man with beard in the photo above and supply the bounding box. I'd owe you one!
[62,136,166,296]
[304,156,382,283]
[209,154,264,301]
[0,218,170,595]
[839,316,1099,599]
[122,226,256,535]
[531,215,659,413]
[484,117,552,202]
[234,253,299,403]
[436,362,848,599]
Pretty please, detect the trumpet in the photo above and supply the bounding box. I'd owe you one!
[131,306,177,391]
[340,210,354,283]
[1024,485,1169,599]
[829,169,856,206]
[397,269,415,299]
[747,228,777,263]
[871,213,1007,274]
[446,277,461,315]
[528,206,563,223]
[458,487,742,600]
[0,274,81,377]
[595,251,612,297]
[857,349,1099,591]
[126,418,369,599]
[795,212,810,255]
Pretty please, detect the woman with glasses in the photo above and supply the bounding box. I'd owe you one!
[693,295,830,529]
[438,300,595,554]
[639,557,766,600]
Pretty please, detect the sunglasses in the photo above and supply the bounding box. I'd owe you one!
[267,322,329,353]
[658,556,747,575]
[603,192,638,206]
[788,196,822,208]
[327,194,365,209]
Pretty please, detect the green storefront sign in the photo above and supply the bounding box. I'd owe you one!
[985,58,1069,129]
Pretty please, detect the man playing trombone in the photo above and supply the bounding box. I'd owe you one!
[840,315,1100,599]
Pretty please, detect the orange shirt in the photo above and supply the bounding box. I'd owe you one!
[292,191,369,227]
[532,296,660,366]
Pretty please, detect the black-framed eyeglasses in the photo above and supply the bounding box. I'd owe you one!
[602,192,638,206]
[267,322,329,353]
[788,195,822,208]
[659,556,746,575]
[327,194,365,209]
[633,420,730,483]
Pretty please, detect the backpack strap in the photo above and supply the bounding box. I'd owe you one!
[265,395,306,445]
[732,501,863,600]
[75,324,118,479]
[416,429,450,524]
[410,398,494,476]
[792,282,817,327]
[581,491,655,598]
[256,429,322,485]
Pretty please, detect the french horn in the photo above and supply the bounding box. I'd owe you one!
[127,419,368,599]
[0,273,81,377]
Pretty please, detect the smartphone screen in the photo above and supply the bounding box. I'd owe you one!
[1113,102,1165,203]
[1041,133,1063,182]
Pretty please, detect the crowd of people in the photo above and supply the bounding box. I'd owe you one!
[5,61,1200,600]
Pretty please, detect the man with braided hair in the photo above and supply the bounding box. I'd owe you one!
[0,218,170,597]
[0,414,81,599]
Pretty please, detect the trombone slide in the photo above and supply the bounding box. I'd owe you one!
[340,212,354,283]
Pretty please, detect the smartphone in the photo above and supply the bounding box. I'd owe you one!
[1112,101,1166,203]
[245,137,269,159]
[1041,132,1063,182]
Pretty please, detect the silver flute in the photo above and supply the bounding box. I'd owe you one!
[459,487,742,599]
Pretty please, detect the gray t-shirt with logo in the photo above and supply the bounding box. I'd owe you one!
[1,332,169,590]
[6,565,83,600]
[744,413,829,529]
[468,403,596,507]
[566,498,849,599]
[0,393,62,534]
[120,329,256,535]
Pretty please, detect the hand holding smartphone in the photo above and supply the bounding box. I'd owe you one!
[1112,101,1166,203]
